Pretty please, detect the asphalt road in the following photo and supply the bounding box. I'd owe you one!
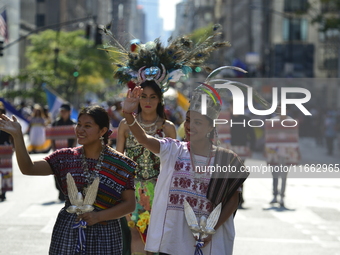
[0,137,339,255]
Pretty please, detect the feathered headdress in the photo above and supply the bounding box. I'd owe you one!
[103,24,231,92]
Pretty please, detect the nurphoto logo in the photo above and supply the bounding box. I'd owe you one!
[200,84,312,128]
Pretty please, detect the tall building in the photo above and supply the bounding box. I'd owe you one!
[139,0,162,42]
[0,0,21,76]
[173,0,194,38]
[219,0,318,78]
[110,0,146,46]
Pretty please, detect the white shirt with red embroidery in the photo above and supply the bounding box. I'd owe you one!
[145,138,235,255]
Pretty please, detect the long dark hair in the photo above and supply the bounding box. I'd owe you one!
[78,105,110,144]
[137,81,166,119]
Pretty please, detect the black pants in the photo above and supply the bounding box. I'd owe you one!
[325,137,334,155]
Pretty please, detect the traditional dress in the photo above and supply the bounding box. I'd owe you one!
[45,146,136,255]
[28,116,51,153]
[125,127,165,242]
[145,138,246,255]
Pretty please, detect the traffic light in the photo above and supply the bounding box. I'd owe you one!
[73,71,79,77]
[85,24,91,39]
[95,26,102,45]
[0,41,4,57]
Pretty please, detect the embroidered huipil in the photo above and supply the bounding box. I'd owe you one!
[45,146,136,255]
[145,138,235,255]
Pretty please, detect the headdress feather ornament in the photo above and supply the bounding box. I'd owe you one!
[103,24,231,92]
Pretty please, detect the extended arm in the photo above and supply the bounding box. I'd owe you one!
[122,86,160,154]
[0,114,53,175]
[115,120,127,153]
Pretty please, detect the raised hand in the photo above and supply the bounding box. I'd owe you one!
[122,86,143,114]
[0,114,22,137]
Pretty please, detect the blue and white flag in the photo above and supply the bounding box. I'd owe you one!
[0,98,29,133]
[43,84,78,121]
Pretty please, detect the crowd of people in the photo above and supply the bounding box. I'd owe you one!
[1,28,340,255]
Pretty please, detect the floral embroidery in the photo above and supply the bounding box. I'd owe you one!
[174,161,184,171]
[168,148,213,216]
[179,177,191,189]
[170,193,179,204]
[173,177,179,187]
[186,196,198,208]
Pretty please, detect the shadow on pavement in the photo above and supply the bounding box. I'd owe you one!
[262,204,296,212]
[41,200,65,206]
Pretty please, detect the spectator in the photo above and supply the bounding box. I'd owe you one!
[51,103,76,201]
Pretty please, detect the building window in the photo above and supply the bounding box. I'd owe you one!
[284,0,308,12]
[321,1,339,13]
[36,14,45,27]
[283,18,308,41]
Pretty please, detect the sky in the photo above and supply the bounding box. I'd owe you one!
[158,0,182,31]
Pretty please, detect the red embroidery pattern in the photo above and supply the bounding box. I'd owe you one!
[174,161,184,171]
[168,158,212,215]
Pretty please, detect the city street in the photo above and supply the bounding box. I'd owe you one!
[0,137,339,254]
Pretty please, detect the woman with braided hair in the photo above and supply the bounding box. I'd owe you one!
[0,105,137,254]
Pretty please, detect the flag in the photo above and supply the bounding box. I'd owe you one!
[0,98,29,134]
[43,84,78,121]
[0,10,8,43]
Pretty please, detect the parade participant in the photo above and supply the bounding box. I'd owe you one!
[265,112,300,208]
[0,105,136,255]
[116,80,176,255]
[27,104,51,153]
[107,24,234,254]
[122,83,249,255]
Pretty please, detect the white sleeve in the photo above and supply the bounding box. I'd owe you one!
[155,138,183,172]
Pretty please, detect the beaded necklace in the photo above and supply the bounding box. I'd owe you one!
[137,114,159,135]
[81,145,105,195]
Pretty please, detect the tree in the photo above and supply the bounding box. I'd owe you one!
[302,0,340,76]
[3,29,121,105]
[306,0,340,32]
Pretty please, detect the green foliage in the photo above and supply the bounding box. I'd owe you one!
[9,29,119,103]
[307,0,340,32]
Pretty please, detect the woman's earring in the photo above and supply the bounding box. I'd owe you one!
[99,136,105,146]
